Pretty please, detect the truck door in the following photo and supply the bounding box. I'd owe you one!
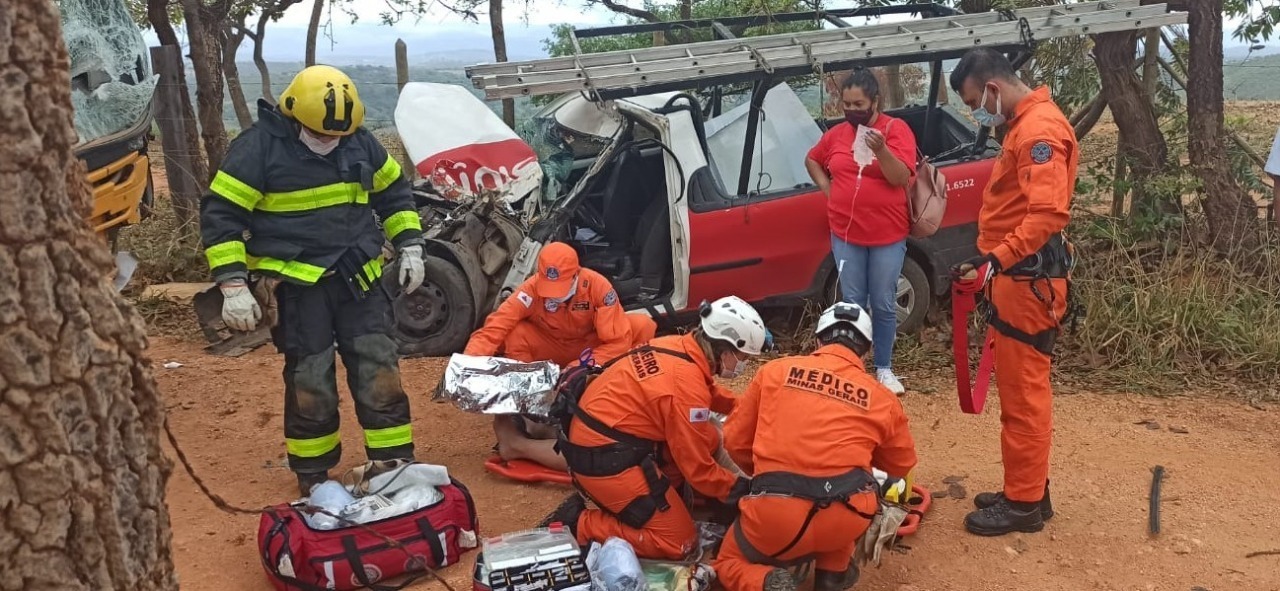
[685,82,832,307]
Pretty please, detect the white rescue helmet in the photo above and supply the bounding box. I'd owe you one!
[699,296,768,355]
[815,302,874,344]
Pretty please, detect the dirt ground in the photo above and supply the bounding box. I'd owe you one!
[150,336,1280,591]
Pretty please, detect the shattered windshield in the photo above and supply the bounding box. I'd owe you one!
[59,0,157,146]
[518,95,619,203]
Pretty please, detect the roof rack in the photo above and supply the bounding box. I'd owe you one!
[466,0,1186,101]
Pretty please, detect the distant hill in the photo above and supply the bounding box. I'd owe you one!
[1224,53,1280,100]
[196,62,533,132]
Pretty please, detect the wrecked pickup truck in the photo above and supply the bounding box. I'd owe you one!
[195,1,1177,358]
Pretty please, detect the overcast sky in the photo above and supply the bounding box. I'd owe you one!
[142,0,1265,66]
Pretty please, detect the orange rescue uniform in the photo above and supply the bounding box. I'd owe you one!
[569,334,744,559]
[715,345,917,591]
[977,86,1076,503]
[463,268,656,367]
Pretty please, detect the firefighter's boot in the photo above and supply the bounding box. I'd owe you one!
[814,564,860,591]
[964,496,1045,536]
[763,569,797,591]
[539,493,587,535]
[973,480,1054,521]
[297,471,330,497]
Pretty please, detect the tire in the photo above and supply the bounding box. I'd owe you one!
[387,255,476,358]
[896,256,930,335]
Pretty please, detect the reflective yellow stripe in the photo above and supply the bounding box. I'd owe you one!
[383,210,422,240]
[210,171,263,211]
[247,256,327,284]
[363,258,383,283]
[258,182,368,213]
[356,274,369,291]
[286,432,340,458]
[372,156,403,193]
[365,425,413,449]
[205,241,246,269]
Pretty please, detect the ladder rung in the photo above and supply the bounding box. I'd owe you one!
[479,10,1184,99]
[466,0,1142,80]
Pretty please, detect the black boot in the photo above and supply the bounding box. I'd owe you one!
[973,481,1054,521]
[964,496,1045,536]
[813,563,860,591]
[763,569,797,591]
[297,471,330,497]
[538,493,586,535]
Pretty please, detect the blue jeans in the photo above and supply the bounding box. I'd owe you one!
[830,235,907,370]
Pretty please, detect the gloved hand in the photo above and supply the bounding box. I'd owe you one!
[853,501,910,567]
[950,253,999,287]
[398,245,425,293]
[220,280,262,332]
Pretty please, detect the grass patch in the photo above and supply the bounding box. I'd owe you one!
[1060,216,1280,392]
[132,294,203,341]
[116,196,208,288]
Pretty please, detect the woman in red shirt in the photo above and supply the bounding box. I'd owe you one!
[805,68,918,394]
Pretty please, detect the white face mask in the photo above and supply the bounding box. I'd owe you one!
[719,351,746,379]
[300,129,340,155]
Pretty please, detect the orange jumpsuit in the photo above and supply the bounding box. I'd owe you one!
[463,268,657,367]
[978,86,1076,503]
[569,334,744,559]
[715,345,917,591]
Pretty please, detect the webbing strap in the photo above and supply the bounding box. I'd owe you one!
[951,265,996,415]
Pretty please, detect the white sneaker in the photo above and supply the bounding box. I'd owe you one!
[877,369,905,395]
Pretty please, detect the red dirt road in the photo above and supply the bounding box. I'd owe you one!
[152,336,1280,591]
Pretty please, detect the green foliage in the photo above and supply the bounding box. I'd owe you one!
[1226,0,1280,43]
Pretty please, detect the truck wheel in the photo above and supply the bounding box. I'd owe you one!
[896,256,930,335]
[388,255,475,358]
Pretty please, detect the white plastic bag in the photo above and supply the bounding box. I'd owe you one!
[586,538,648,591]
[305,480,356,530]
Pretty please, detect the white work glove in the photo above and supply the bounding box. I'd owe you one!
[220,280,261,332]
[398,245,425,293]
[854,502,910,567]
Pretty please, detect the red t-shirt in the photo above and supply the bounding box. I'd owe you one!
[807,114,918,246]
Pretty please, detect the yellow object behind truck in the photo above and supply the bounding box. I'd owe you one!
[75,113,154,244]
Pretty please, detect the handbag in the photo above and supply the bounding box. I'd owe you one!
[907,153,948,238]
[884,118,948,238]
[258,478,480,591]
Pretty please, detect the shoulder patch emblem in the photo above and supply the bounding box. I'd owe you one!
[516,291,533,308]
[603,290,618,307]
[1030,141,1052,165]
[689,408,711,423]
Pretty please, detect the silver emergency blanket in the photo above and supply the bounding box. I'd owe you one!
[438,354,561,417]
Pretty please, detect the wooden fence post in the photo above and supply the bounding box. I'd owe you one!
[149,45,202,232]
[393,39,416,180]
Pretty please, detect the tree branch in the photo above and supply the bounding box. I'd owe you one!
[596,0,663,23]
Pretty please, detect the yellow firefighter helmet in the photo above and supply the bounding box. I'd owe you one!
[279,65,365,136]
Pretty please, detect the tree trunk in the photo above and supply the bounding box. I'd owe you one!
[223,28,254,130]
[146,0,208,184]
[1186,0,1261,256]
[1093,31,1171,219]
[180,0,230,175]
[1070,95,1107,140]
[1,1,177,589]
[489,0,515,129]
[306,0,325,66]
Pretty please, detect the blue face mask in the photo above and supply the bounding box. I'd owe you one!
[972,85,1006,128]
